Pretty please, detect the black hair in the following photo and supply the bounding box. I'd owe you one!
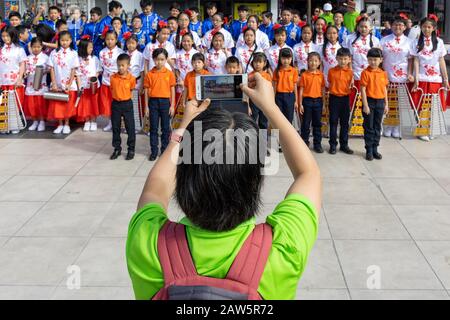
[242,28,258,72]
[117,53,131,63]
[391,16,407,26]
[213,12,224,21]
[151,22,171,43]
[112,17,123,26]
[367,47,383,68]
[35,23,56,43]
[179,32,197,50]
[104,30,121,48]
[352,16,374,48]
[206,2,217,10]
[225,56,239,65]
[126,34,139,45]
[308,51,321,62]
[261,11,272,20]
[48,6,62,14]
[56,19,67,30]
[247,14,260,24]
[169,2,182,11]
[281,8,292,14]
[251,52,269,72]
[189,7,200,14]
[176,108,264,232]
[15,25,27,35]
[140,0,153,9]
[276,47,294,71]
[1,26,20,45]
[334,10,345,17]
[152,47,168,59]
[336,47,351,57]
[237,5,249,12]
[174,13,193,50]
[417,17,438,53]
[109,1,123,12]
[30,37,44,47]
[273,26,287,45]
[8,11,21,20]
[322,25,339,58]
[132,15,143,23]
[78,38,93,59]
[291,9,300,16]
[167,16,178,23]
[191,52,205,63]
[210,31,225,50]
[90,7,102,16]
[301,24,313,34]
[56,30,75,51]
[313,17,327,43]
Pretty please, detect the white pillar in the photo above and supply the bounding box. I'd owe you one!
[422,0,429,18]
[445,1,450,43]
[270,0,278,22]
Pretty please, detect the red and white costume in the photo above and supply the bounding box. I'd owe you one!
[235,43,263,73]
[293,41,319,73]
[381,34,412,84]
[205,49,229,75]
[171,30,202,49]
[202,27,234,50]
[143,40,176,71]
[344,33,381,82]
[175,48,198,95]
[314,33,325,46]
[99,46,123,116]
[0,44,27,108]
[24,52,49,119]
[77,55,101,121]
[236,29,270,51]
[319,42,342,87]
[265,43,294,72]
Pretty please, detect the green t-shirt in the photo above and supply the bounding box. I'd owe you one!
[344,11,360,33]
[126,194,318,300]
[320,13,334,26]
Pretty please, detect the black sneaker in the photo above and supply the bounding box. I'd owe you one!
[126,151,135,161]
[373,150,383,160]
[340,146,354,155]
[329,146,337,155]
[110,149,121,160]
[149,154,157,161]
[366,152,374,161]
[314,145,324,154]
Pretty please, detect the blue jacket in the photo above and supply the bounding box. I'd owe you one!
[82,22,102,56]
[41,19,57,31]
[201,18,214,36]
[190,21,202,37]
[230,20,247,41]
[133,29,150,52]
[337,26,348,44]
[139,12,160,38]
[95,15,128,54]
[284,22,302,48]
[68,18,84,48]
[259,22,274,42]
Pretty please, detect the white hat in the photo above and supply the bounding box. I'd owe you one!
[324,3,332,11]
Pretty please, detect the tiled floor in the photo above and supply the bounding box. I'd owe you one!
[0,125,450,300]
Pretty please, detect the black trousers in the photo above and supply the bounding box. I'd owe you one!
[301,97,323,147]
[111,99,136,152]
[249,101,268,129]
[329,94,350,148]
[275,92,295,123]
[363,98,385,153]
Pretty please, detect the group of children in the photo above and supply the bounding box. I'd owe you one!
[0,1,449,161]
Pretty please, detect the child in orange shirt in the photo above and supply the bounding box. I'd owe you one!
[249,52,271,129]
[144,48,176,161]
[299,52,325,153]
[273,48,298,124]
[110,53,137,161]
[327,48,354,155]
[182,52,209,105]
[360,48,389,161]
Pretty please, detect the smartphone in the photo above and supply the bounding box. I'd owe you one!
[196,74,248,101]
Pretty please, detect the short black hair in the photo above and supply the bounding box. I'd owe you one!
[176,108,264,232]
[48,6,62,13]
[8,11,21,20]
[56,19,67,30]
[35,23,56,43]
[291,9,300,16]
[167,16,178,23]
[237,5,249,12]
[15,25,27,35]
[117,53,131,63]
[205,2,217,10]
[109,1,123,12]
[152,47,168,59]
[336,47,351,57]
[132,16,143,23]
[140,0,153,9]
[281,8,292,14]
[169,2,182,11]
[189,7,200,14]
[78,38,93,58]
[225,56,239,65]
[191,52,205,63]
[90,7,102,16]
[392,16,407,25]
[307,52,321,61]
[261,11,272,19]
[367,47,383,58]
[112,17,123,25]
[30,37,44,47]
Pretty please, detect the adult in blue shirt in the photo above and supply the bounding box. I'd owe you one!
[82,7,103,55]
[281,8,301,48]
[139,0,160,40]
[229,5,249,41]
[32,5,61,31]
[201,2,218,36]
[259,11,275,42]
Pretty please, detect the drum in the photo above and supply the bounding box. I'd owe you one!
[90,77,99,95]
[33,66,45,91]
[43,91,70,102]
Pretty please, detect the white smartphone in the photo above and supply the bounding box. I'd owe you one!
[196,74,248,101]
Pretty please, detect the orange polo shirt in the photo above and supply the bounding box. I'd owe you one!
[143,67,176,99]
[249,70,272,83]
[299,70,325,98]
[184,69,210,101]
[273,66,299,93]
[360,67,389,99]
[110,72,136,101]
[328,66,353,97]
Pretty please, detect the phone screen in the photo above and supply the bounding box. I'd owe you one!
[200,75,244,100]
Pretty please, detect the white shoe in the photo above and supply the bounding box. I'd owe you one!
[62,125,71,135]
[53,125,64,134]
[418,136,430,142]
[28,121,39,131]
[83,122,91,132]
[103,122,112,132]
[90,122,97,131]
[392,126,401,139]
[383,126,393,137]
[10,130,20,134]
[37,121,46,132]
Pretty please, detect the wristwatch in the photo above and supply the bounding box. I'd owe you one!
[170,132,183,143]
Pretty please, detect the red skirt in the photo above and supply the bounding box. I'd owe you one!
[24,95,47,119]
[410,82,446,112]
[98,84,112,117]
[46,91,77,120]
[77,89,99,121]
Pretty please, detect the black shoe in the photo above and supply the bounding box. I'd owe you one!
[366,152,374,161]
[340,146,354,155]
[126,151,135,161]
[373,150,383,160]
[278,146,283,153]
[329,146,337,155]
[149,154,157,161]
[314,145,324,154]
[110,149,121,160]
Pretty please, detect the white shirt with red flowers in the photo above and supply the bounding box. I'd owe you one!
[410,37,447,83]
[236,30,270,51]
[99,46,124,86]
[381,34,412,83]
[0,44,27,86]
[235,44,263,73]
[25,52,49,96]
[319,42,342,86]
[175,48,199,81]
[265,43,294,71]
[206,49,229,75]
[78,55,101,89]
[171,31,202,49]
[293,41,319,73]
[143,40,176,71]
[202,27,234,50]
[47,48,80,91]
[344,33,380,80]
[128,50,145,88]
[314,33,325,46]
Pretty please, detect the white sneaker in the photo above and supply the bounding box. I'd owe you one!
[37,121,46,132]
[10,130,20,134]
[28,121,39,131]
[392,126,401,139]
[90,122,97,131]
[418,136,430,142]
[383,126,393,137]
[53,125,64,134]
[103,122,112,132]
[62,125,71,135]
[83,122,91,132]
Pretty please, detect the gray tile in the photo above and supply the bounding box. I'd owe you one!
[0,175,12,187]
[17,202,113,237]
[322,178,387,205]
[19,155,92,176]
[335,240,443,290]
[0,155,34,175]
[51,286,134,300]
[350,289,450,300]
[0,286,56,300]
[0,237,88,285]
[417,241,450,290]
[376,178,450,205]
[0,237,9,247]
[74,237,130,286]
[296,288,350,300]
[0,176,71,202]
[325,205,410,240]
[134,160,155,177]
[261,177,292,204]
[399,139,450,158]
[437,178,450,195]
[365,156,430,178]
[0,202,44,236]
[298,240,347,289]
[95,202,136,237]
[52,176,131,202]
[119,177,146,202]
[395,206,450,240]
[0,140,64,156]
[315,156,370,178]
[416,158,450,179]
[77,154,144,176]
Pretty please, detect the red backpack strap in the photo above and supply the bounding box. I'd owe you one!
[226,223,273,290]
[157,221,198,284]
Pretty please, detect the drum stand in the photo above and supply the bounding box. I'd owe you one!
[0,89,26,134]
[349,87,364,137]
[413,88,448,139]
